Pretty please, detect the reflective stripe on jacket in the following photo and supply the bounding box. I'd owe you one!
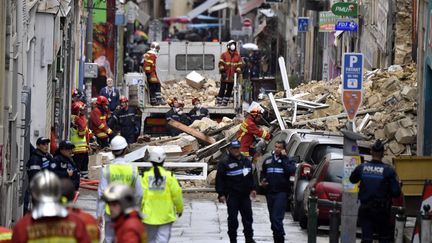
[237,116,270,156]
[0,227,11,243]
[90,107,112,139]
[219,51,242,83]
[71,128,88,154]
[141,166,183,225]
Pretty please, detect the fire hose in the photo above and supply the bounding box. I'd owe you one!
[80,178,99,191]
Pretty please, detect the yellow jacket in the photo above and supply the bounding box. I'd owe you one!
[141,166,183,225]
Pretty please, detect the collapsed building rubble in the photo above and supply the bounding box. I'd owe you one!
[261,63,417,157]
[161,78,219,106]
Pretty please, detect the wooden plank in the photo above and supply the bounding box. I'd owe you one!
[168,120,216,144]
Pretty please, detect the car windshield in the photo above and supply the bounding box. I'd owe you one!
[324,160,344,183]
[311,144,343,164]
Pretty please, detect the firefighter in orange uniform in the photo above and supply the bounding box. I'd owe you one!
[71,101,93,178]
[91,96,113,148]
[217,40,243,106]
[60,178,100,243]
[144,42,165,106]
[0,227,11,243]
[12,170,91,243]
[237,107,271,158]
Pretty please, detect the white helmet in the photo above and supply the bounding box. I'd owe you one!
[148,147,166,164]
[102,183,135,212]
[110,136,128,151]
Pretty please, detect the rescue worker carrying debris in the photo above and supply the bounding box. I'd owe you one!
[350,140,401,243]
[188,97,209,122]
[216,140,256,243]
[109,96,141,144]
[60,178,100,243]
[144,42,165,106]
[260,141,296,243]
[237,106,271,158]
[102,183,147,243]
[217,40,242,106]
[96,136,143,243]
[12,170,91,243]
[71,101,92,178]
[91,95,114,148]
[141,147,183,243]
[166,97,189,136]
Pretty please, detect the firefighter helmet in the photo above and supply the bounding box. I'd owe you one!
[102,183,135,212]
[150,42,160,52]
[119,96,129,103]
[148,146,166,164]
[167,97,178,107]
[72,89,83,99]
[96,96,109,106]
[249,106,262,117]
[192,97,200,106]
[30,170,68,219]
[110,136,128,151]
[72,101,85,114]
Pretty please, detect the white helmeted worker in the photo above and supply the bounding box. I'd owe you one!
[96,135,143,243]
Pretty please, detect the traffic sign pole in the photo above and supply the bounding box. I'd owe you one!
[341,53,364,243]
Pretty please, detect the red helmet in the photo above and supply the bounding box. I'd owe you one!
[249,107,262,117]
[192,97,200,105]
[96,96,109,106]
[167,97,178,107]
[72,101,86,114]
[119,96,128,103]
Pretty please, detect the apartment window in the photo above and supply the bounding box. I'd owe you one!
[175,54,215,71]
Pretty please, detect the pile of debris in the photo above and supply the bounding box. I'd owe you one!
[271,64,417,157]
[88,116,244,189]
[161,76,219,106]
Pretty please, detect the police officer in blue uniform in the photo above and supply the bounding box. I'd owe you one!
[350,140,401,243]
[216,140,257,243]
[260,141,296,243]
[52,140,81,191]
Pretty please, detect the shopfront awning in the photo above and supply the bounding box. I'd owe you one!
[238,0,265,16]
[208,1,235,13]
[186,0,221,20]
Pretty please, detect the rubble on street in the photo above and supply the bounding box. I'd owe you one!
[262,64,417,157]
[161,77,219,106]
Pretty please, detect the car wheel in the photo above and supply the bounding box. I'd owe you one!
[291,201,300,221]
[299,207,308,229]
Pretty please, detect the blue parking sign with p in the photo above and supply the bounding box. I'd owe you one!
[342,53,363,90]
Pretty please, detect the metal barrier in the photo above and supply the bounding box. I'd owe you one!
[421,204,431,243]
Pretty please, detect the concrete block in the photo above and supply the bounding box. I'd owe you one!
[399,118,414,128]
[401,86,417,101]
[186,71,206,89]
[395,127,417,144]
[388,140,405,155]
[384,121,400,139]
[206,170,217,185]
[382,76,399,91]
[374,129,386,140]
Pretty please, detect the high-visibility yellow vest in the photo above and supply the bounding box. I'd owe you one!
[104,164,138,215]
[70,127,88,154]
[141,166,184,225]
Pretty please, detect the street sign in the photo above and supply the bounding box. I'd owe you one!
[243,18,252,27]
[342,53,363,90]
[331,2,358,17]
[319,11,339,32]
[342,53,363,121]
[335,20,358,31]
[84,63,98,78]
[298,17,309,32]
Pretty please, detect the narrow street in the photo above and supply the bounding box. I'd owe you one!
[77,190,331,242]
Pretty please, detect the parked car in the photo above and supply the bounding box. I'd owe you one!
[299,153,405,229]
[289,131,372,222]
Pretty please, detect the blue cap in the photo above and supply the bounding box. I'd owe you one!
[230,140,241,148]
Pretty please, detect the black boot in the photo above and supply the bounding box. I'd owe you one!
[273,235,284,243]
[150,97,158,106]
[229,236,237,243]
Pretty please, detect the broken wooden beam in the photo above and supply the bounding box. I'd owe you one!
[168,120,216,145]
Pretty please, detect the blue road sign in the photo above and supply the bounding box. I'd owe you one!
[342,53,363,90]
[298,17,309,33]
[335,20,358,31]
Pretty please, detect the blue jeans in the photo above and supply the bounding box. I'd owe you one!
[266,192,287,238]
